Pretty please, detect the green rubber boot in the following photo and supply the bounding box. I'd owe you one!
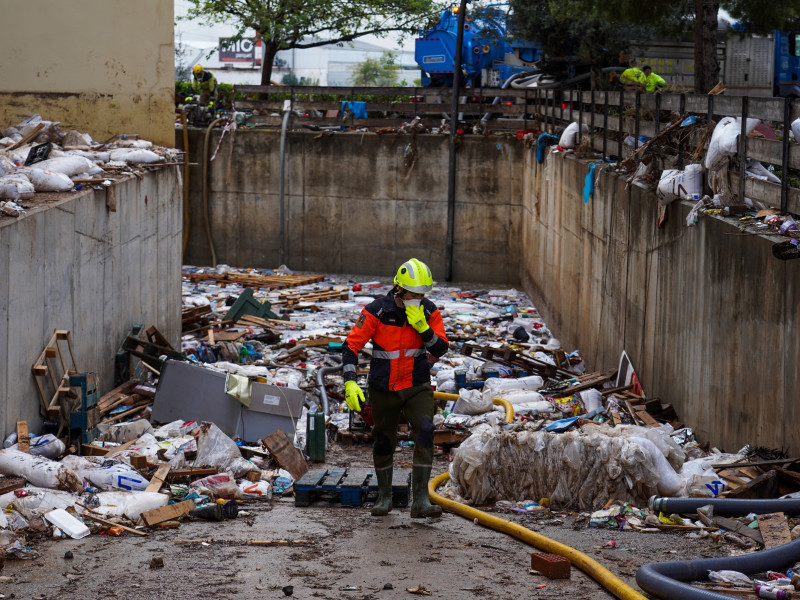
[370,469,394,517]
[410,466,442,519]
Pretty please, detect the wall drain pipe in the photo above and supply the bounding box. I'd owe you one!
[433,391,514,424]
[636,537,800,600]
[430,472,648,600]
[649,495,800,517]
[316,362,342,417]
[202,117,225,267]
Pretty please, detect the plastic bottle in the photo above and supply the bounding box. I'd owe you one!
[755,585,791,599]
[3,432,17,448]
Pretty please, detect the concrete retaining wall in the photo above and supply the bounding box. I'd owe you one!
[181,129,524,285]
[520,151,800,455]
[0,168,183,437]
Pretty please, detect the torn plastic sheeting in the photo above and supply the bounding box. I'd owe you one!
[194,421,259,478]
[449,426,681,510]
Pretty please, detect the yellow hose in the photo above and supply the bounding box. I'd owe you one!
[433,391,514,424]
[429,472,648,600]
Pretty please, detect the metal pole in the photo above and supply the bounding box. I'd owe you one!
[781,97,793,214]
[678,93,686,169]
[739,95,748,203]
[603,93,609,160]
[634,92,640,155]
[578,90,583,144]
[445,0,468,282]
[617,91,623,160]
[655,93,661,135]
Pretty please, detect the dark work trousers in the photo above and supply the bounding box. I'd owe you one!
[368,383,435,471]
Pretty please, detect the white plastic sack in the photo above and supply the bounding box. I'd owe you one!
[0,449,81,492]
[0,487,76,520]
[107,148,163,164]
[481,375,544,401]
[792,117,800,143]
[628,437,682,496]
[30,156,102,177]
[60,455,150,491]
[745,159,781,184]
[99,419,153,444]
[496,389,547,406]
[194,422,258,478]
[705,117,760,169]
[238,479,273,500]
[27,168,74,192]
[559,122,589,149]
[657,164,703,206]
[0,175,35,200]
[453,388,494,415]
[26,434,65,459]
[94,491,169,520]
[678,457,722,497]
[1,200,25,217]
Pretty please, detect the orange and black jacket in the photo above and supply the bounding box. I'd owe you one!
[343,293,449,392]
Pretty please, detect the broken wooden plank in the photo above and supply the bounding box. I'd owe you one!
[262,429,309,481]
[145,464,171,493]
[16,421,29,453]
[141,500,196,527]
[129,454,148,470]
[710,515,763,545]
[757,512,792,549]
[725,470,779,499]
[80,512,148,536]
[166,467,218,480]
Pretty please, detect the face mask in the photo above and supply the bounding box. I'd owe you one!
[404,298,421,309]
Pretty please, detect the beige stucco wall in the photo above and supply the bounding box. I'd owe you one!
[0,0,174,147]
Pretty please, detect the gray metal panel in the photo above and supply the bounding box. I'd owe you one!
[152,359,242,436]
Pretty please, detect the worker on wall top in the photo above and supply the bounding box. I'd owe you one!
[642,65,666,92]
[619,59,646,92]
[191,64,218,107]
[342,258,449,518]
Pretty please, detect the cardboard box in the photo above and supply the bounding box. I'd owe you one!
[235,382,305,441]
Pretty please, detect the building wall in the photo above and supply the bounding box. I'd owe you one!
[0,0,174,147]
[520,151,800,455]
[181,130,523,285]
[0,168,183,438]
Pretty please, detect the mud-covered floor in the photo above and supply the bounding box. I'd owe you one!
[2,443,730,600]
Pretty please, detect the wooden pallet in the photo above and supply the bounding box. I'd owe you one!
[31,329,78,419]
[459,342,569,379]
[183,271,325,290]
[294,467,410,507]
[270,288,350,306]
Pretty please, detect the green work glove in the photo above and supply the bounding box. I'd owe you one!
[405,304,430,334]
[344,380,365,412]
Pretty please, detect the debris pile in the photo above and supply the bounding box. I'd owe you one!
[0,114,182,216]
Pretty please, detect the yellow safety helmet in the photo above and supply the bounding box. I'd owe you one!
[394,258,433,294]
[192,64,204,75]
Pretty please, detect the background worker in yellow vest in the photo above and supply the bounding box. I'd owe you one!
[619,61,646,92]
[642,66,666,92]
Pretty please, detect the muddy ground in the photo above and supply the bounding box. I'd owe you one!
[1,442,732,600]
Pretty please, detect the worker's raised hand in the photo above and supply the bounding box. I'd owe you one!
[344,380,365,412]
[405,304,430,334]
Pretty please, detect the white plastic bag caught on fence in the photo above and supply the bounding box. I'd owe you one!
[657,164,703,206]
[705,117,760,170]
[792,117,800,142]
[559,122,589,149]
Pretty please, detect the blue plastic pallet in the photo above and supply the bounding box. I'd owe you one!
[295,467,410,508]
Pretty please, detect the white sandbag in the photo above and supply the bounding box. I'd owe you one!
[0,155,17,176]
[656,163,703,206]
[481,375,544,404]
[705,117,760,169]
[510,400,555,414]
[61,455,150,491]
[238,479,273,500]
[27,168,74,192]
[99,419,153,443]
[0,175,35,200]
[113,138,152,149]
[61,130,94,147]
[108,148,163,164]
[31,156,102,177]
[27,434,65,459]
[496,389,547,406]
[0,449,82,492]
[453,388,494,415]
[629,437,682,496]
[94,491,169,520]
[792,117,800,143]
[559,122,589,149]
[678,458,722,497]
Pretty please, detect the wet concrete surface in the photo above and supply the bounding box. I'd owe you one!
[1,443,731,600]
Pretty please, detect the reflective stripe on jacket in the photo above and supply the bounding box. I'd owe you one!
[343,293,449,391]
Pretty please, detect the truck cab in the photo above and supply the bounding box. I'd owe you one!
[775,30,800,97]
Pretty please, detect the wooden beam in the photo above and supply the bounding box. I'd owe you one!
[16,421,29,453]
[141,500,196,527]
[145,464,171,493]
[79,511,148,537]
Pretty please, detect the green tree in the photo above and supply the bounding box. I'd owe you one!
[349,51,401,86]
[181,0,444,87]
[520,0,800,93]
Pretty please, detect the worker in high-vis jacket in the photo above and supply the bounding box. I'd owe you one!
[191,64,218,106]
[619,62,646,92]
[342,258,449,518]
[642,66,666,92]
